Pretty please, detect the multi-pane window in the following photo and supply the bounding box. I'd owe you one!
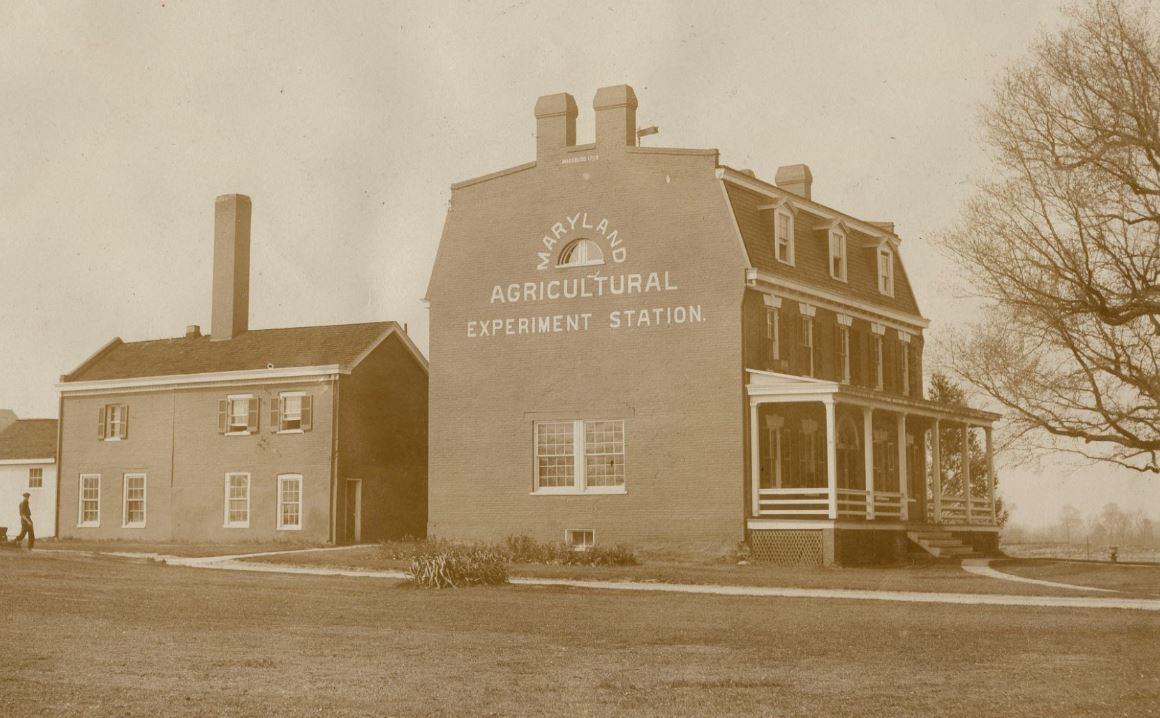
[829,230,847,281]
[838,325,851,384]
[775,210,794,264]
[878,247,895,296]
[223,473,250,527]
[123,473,146,527]
[534,420,626,493]
[277,474,303,530]
[900,343,911,396]
[800,316,815,377]
[98,404,128,440]
[585,420,625,488]
[228,396,252,433]
[872,335,885,390]
[28,467,43,488]
[79,474,100,526]
[273,392,313,432]
[534,421,575,489]
[765,308,780,362]
[565,529,595,550]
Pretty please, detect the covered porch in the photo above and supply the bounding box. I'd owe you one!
[747,370,1000,527]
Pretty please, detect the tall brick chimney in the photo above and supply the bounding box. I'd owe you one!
[775,164,813,201]
[535,92,578,161]
[210,194,251,341]
[593,84,637,149]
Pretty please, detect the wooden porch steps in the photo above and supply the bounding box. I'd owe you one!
[906,530,981,560]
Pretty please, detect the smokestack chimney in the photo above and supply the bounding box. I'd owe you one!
[593,85,638,149]
[211,194,251,341]
[534,92,578,161]
[775,164,813,201]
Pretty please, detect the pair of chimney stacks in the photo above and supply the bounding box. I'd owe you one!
[535,84,638,161]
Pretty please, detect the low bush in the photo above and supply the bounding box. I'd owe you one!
[504,535,638,567]
[407,546,508,589]
[391,535,639,588]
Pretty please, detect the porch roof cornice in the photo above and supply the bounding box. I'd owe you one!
[746,369,1000,426]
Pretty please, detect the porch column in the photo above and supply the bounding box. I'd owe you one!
[750,402,761,517]
[824,399,838,520]
[963,424,972,524]
[897,413,908,521]
[986,425,996,524]
[862,406,874,519]
[931,419,942,524]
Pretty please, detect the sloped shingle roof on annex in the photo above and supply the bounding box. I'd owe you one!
[0,419,58,460]
[63,322,407,382]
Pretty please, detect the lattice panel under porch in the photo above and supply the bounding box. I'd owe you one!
[749,529,823,567]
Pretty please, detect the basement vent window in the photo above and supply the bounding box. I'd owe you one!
[565,529,595,551]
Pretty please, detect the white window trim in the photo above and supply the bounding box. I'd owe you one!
[874,335,885,390]
[122,472,147,529]
[901,346,911,396]
[877,246,895,296]
[226,394,254,436]
[839,325,851,384]
[829,229,848,282]
[277,474,304,531]
[802,315,815,378]
[277,391,306,434]
[774,208,795,266]
[223,472,251,528]
[766,307,780,361]
[78,473,100,528]
[532,419,627,495]
[27,467,44,489]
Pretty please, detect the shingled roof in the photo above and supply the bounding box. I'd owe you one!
[0,419,58,461]
[62,321,420,383]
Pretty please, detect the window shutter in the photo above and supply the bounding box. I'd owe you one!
[270,397,281,432]
[120,405,128,440]
[852,328,866,386]
[301,395,313,432]
[98,406,107,440]
[247,398,259,433]
[783,311,798,374]
[883,340,894,392]
[218,400,228,434]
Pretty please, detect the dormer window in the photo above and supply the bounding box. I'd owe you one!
[828,229,847,281]
[557,238,604,268]
[877,246,895,296]
[774,209,795,265]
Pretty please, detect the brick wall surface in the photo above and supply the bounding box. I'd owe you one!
[428,146,750,553]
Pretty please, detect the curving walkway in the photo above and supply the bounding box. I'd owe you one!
[101,550,1160,612]
[960,558,1117,593]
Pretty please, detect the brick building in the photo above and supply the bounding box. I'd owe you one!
[426,85,998,564]
[57,195,428,544]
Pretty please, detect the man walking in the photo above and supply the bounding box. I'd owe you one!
[15,491,34,549]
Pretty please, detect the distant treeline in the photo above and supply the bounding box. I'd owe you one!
[1005,503,1157,548]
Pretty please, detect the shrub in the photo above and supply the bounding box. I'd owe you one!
[503,535,638,567]
[407,546,508,589]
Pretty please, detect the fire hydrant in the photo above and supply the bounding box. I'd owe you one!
[1109,546,1118,563]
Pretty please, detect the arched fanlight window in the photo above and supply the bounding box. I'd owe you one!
[557,238,604,268]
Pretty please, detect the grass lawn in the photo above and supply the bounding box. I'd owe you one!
[241,545,1153,598]
[2,552,1158,717]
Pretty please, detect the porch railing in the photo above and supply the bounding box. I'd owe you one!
[757,488,905,520]
[936,495,995,525]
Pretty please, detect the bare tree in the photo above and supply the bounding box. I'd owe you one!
[941,0,1160,474]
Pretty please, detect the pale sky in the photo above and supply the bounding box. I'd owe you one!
[1,0,1155,528]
